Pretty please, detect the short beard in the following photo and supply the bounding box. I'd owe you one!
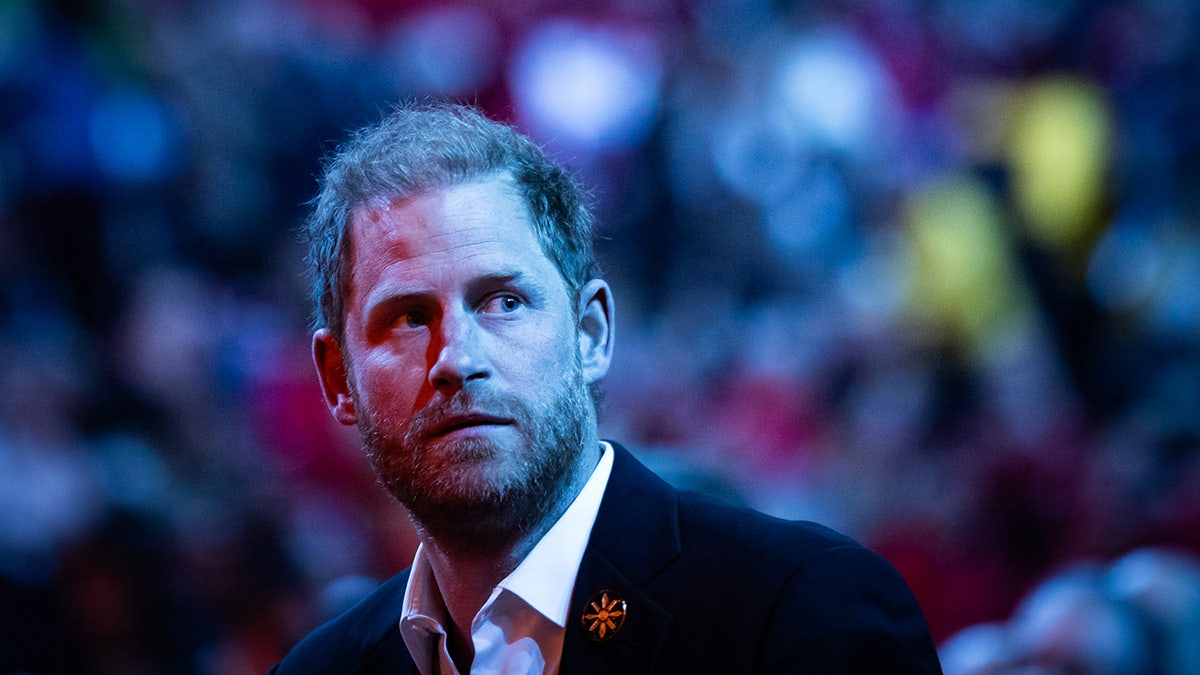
[356,368,594,558]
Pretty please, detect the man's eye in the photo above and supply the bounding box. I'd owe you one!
[402,311,430,328]
[485,294,522,314]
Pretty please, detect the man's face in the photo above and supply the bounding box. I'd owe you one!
[312,177,612,545]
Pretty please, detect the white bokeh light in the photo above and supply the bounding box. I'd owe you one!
[510,20,663,151]
[772,28,899,155]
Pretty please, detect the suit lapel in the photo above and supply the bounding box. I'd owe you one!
[559,443,681,674]
[355,629,418,675]
[339,570,419,675]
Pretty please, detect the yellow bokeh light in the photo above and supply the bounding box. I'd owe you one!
[905,176,1033,352]
[1007,76,1112,258]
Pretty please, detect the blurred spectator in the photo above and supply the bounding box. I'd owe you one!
[940,547,1200,674]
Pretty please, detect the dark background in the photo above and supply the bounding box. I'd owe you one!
[1,0,1198,672]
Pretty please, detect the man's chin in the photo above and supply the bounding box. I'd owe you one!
[427,433,505,463]
[394,474,553,555]
[423,464,526,504]
[360,377,591,553]
[376,448,531,514]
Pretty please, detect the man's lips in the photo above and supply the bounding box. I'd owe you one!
[428,413,514,437]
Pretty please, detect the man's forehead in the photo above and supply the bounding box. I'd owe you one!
[344,179,563,290]
[351,179,529,240]
[357,172,519,214]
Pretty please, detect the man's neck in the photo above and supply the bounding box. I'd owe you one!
[415,437,603,669]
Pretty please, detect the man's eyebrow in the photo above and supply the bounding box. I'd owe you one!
[362,290,437,326]
[467,270,554,301]
[362,271,545,313]
[468,270,542,289]
[470,271,524,287]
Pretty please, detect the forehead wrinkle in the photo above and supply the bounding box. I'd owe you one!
[364,206,525,254]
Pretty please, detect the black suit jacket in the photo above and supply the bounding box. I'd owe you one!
[271,443,942,673]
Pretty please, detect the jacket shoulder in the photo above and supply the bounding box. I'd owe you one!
[670,494,942,672]
[676,490,858,560]
[270,571,411,675]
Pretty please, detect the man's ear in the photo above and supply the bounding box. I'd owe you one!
[313,329,357,426]
[577,279,614,384]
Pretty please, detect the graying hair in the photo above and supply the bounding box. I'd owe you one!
[306,102,600,342]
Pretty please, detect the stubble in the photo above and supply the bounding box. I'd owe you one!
[356,364,593,557]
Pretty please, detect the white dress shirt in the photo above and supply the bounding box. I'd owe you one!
[399,442,614,675]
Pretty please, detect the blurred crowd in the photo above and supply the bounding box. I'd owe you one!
[0,0,1198,672]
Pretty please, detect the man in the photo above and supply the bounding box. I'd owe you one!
[271,103,942,674]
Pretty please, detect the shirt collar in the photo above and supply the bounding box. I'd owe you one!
[399,544,451,674]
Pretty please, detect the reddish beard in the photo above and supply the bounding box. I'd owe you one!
[355,370,593,555]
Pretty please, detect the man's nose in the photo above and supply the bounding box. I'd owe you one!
[427,310,489,391]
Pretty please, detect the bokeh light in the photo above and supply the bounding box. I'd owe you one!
[1007,76,1112,258]
[510,19,663,151]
